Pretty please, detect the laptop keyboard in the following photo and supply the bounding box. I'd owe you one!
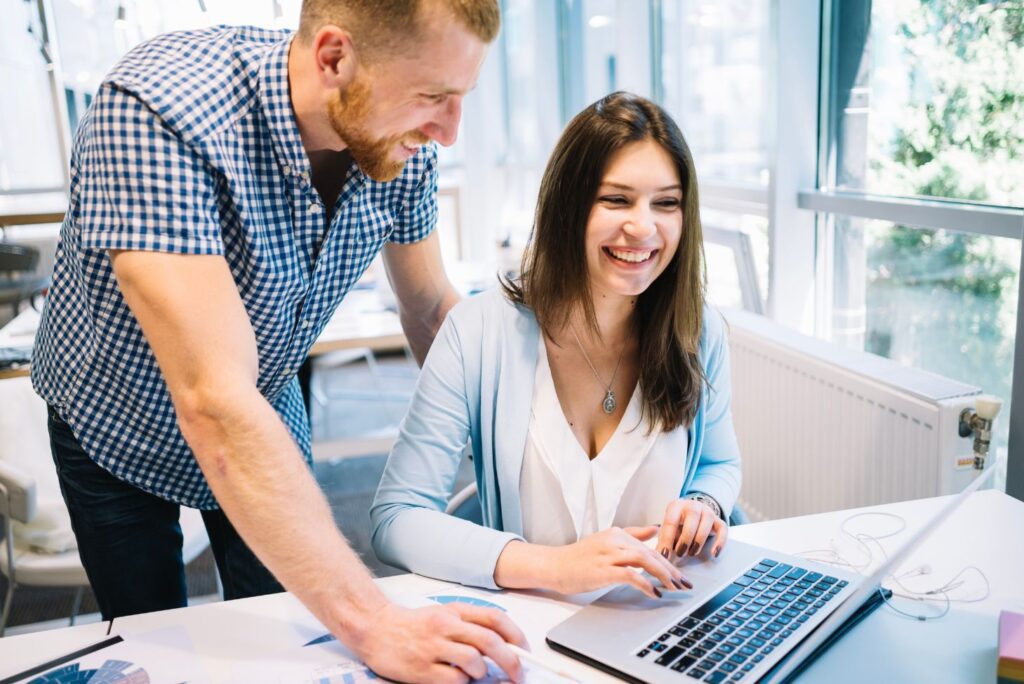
[635,558,848,682]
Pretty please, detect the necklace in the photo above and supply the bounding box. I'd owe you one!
[571,327,625,414]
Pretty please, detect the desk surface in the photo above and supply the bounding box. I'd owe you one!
[1,489,1018,682]
[0,290,407,381]
[0,192,67,226]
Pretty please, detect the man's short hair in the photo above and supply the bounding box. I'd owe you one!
[298,0,500,59]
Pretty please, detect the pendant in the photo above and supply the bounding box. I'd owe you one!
[603,390,616,414]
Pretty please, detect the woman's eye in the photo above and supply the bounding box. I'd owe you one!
[655,198,681,209]
[600,195,629,205]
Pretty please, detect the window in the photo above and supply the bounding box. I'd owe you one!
[816,0,1024,457]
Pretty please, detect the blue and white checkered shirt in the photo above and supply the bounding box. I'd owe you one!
[32,26,437,509]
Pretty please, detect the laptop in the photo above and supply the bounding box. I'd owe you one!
[547,461,999,683]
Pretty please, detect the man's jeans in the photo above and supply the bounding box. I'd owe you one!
[47,406,283,620]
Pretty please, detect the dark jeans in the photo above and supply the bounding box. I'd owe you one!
[47,406,283,620]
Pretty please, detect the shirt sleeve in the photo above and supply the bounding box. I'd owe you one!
[687,309,743,519]
[388,143,438,244]
[370,309,523,590]
[74,83,224,255]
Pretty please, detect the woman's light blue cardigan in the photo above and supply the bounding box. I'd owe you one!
[369,288,741,590]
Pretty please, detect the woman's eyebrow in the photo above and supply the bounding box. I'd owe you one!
[601,181,683,192]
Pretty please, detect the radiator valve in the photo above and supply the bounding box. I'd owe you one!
[958,395,1003,470]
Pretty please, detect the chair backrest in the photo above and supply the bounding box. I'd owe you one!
[0,460,37,524]
[0,244,40,275]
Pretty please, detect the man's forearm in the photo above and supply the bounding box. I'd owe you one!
[398,283,460,365]
[177,388,386,647]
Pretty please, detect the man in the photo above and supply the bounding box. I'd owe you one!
[32,1,525,681]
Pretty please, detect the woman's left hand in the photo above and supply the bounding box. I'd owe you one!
[656,498,728,560]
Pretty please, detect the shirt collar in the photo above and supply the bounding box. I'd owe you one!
[258,35,312,179]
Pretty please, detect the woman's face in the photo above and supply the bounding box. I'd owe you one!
[584,139,684,299]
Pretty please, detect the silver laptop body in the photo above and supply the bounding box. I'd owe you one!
[547,463,998,683]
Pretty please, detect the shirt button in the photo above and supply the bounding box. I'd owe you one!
[300,171,310,182]
[308,202,320,213]
[282,165,291,175]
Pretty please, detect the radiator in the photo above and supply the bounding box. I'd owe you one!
[723,308,984,522]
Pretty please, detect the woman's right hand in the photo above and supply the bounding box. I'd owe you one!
[545,526,693,598]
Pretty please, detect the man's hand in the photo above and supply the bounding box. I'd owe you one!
[657,499,729,560]
[541,527,692,598]
[355,603,527,684]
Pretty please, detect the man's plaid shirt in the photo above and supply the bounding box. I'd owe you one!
[32,26,438,508]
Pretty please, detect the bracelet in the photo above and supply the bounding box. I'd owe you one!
[686,492,724,522]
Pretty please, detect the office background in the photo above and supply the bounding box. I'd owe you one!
[0,0,1022,627]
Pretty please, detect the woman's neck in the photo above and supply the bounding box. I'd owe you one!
[572,291,637,346]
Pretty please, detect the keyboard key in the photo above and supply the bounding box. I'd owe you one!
[686,669,706,679]
[708,652,725,662]
[684,617,702,629]
[761,559,779,567]
[637,649,650,658]
[693,584,745,620]
[838,580,849,588]
[762,645,775,655]
[720,625,736,635]
[807,590,823,598]
[753,582,770,591]
[738,610,754,620]
[702,639,718,650]
[748,619,765,630]
[649,641,665,651]
[786,567,807,579]
[713,630,728,640]
[752,655,764,663]
[682,637,698,648]
[749,638,766,648]
[797,615,810,623]
[729,654,747,665]
[742,663,756,671]
[655,646,684,666]
[719,644,736,654]
[807,607,818,615]
[823,593,835,602]
[753,597,770,606]
[671,627,688,637]
[708,615,725,625]
[805,572,822,582]
[733,575,754,587]
[781,593,799,603]
[796,580,812,589]
[691,647,708,658]
[768,563,793,579]
[771,637,784,647]
[740,645,757,656]
[731,674,746,682]
[814,600,826,608]
[829,586,842,594]
[727,619,743,628]
[734,597,751,605]
[726,602,742,611]
[754,563,773,573]
[673,655,697,671]
[659,633,672,641]
[744,571,762,580]
[777,578,794,586]
[783,609,799,618]
[821,576,838,585]
[705,672,728,684]
[737,628,754,639]
[720,662,737,672]
[781,629,793,638]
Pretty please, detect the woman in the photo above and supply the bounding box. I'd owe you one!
[370,92,741,599]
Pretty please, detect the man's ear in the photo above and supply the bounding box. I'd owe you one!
[312,25,359,89]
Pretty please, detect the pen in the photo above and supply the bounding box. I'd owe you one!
[508,644,582,683]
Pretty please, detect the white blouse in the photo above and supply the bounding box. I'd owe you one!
[520,338,689,546]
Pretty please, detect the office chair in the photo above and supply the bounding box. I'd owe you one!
[0,459,210,635]
[0,378,210,635]
[0,243,47,315]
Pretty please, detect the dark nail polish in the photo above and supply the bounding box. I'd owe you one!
[689,541,699,555]
[683,578,694,589]
[653,587,663,598]
[660,548,669,559]
[672,578,684,590]
[713,547,720,558]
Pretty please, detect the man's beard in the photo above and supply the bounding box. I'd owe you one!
[327,74,428,182]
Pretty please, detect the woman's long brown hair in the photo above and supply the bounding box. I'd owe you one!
[503,91,706,431]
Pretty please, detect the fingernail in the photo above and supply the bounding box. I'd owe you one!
[681,576,694,589]
[689,541,699,555]
[653,587,663,598]
[660,548,669,559]
[713,547,720,558]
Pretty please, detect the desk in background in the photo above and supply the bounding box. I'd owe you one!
[1,490,1018,682]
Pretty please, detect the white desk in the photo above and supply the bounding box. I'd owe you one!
[0,621,111,678]
[1,490,1020,682]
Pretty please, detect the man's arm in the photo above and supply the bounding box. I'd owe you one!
[383,231,461,365]
[109,250,524,683]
